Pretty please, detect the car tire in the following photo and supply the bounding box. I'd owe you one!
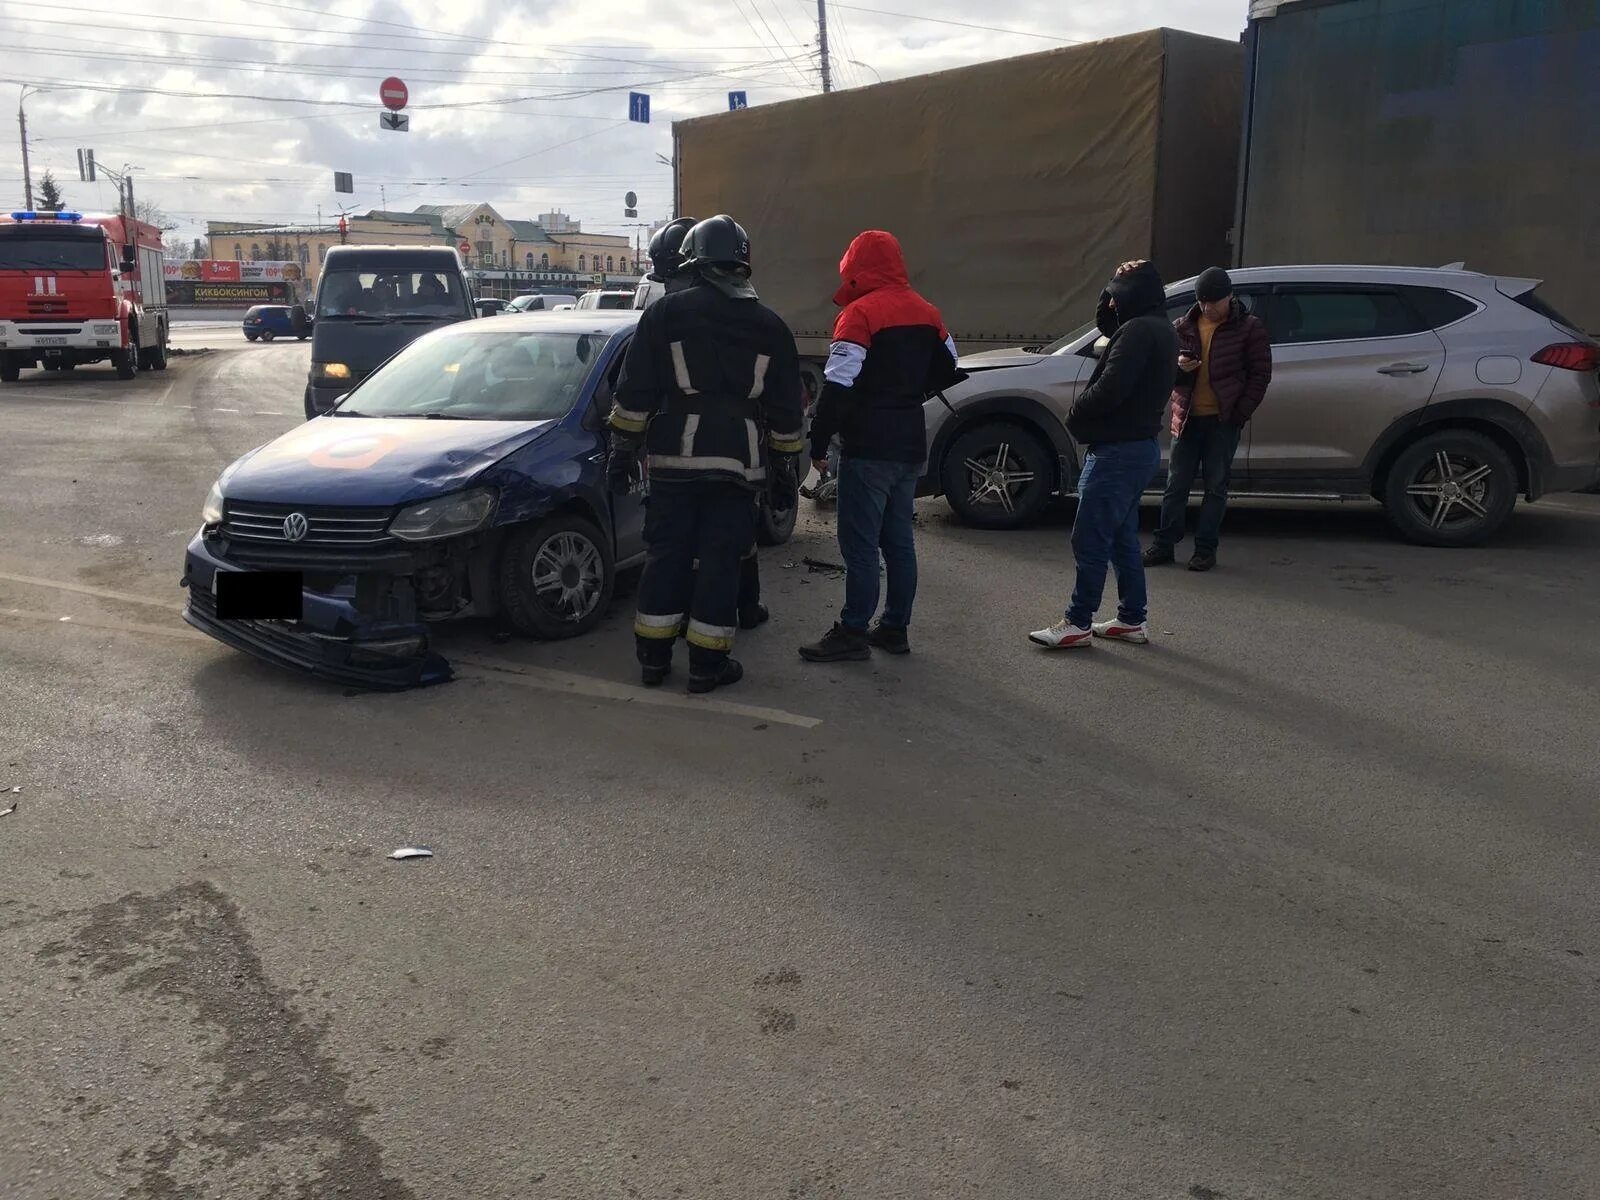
[756,475,799,546]
[497,513,615,639]
[114,338,138,380]
[245,333,258,342]
[942,421,1056,529]
[0,355,19,383]
[297,334,308,341]
[260,330,276,342]
[1381,429,1517,547]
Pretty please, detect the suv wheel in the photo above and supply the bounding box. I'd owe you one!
[260,329,276,342]
[756,472,799,545]
[497,514,614,638]
[0,354,19,383]
[1381,429,1517,547]
[942,421,1055,529]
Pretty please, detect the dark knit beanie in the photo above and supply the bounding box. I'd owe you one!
[1196,267,1233,303]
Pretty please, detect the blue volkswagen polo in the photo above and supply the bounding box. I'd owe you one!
[183,311,659,689]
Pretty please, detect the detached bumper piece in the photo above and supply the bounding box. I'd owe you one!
[184,583,451,691]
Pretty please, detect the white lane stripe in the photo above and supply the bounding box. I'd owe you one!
[454,655,821,728]
[0,569,182,611]
[214,407,239,413]
[0,571,821,727]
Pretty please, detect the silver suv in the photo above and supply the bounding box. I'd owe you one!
[921,266,1600,546]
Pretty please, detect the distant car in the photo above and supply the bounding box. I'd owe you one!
[304,244,474,421]
[182,310,800,689]
[574,290,634,311]
[922,265,1600,546]
[475,298,511,318]
[243,304,310,342]
[632,279,663,310]
[507,293,577,312]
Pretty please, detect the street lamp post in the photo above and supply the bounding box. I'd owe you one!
[848,59,884,84]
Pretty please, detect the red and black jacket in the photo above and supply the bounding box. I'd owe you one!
[809,231,960,464]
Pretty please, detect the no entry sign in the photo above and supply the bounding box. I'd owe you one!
[380,77,409,111]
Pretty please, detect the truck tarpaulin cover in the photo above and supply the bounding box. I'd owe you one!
[675,30,1242,353]
[1239,0,1600,332]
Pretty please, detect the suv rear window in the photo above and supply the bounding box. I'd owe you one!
[1509,288,1582,333]
[1265,289,1426,344]
[1399,287,1476,330]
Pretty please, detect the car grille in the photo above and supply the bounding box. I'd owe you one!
[222,501,395,548]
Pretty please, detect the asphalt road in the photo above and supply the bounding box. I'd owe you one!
[2,342,1598,1199]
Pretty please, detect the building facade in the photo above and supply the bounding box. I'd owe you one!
[208,204,638,295]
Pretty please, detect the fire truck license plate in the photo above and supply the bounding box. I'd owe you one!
[33,337,67,346]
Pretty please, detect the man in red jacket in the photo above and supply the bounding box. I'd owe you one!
[799,230,960,662]
[1145,267,1272,571]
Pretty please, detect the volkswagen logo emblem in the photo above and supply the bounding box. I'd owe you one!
[282,512,309,542]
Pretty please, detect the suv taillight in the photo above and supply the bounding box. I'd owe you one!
[1532,342,1599,372]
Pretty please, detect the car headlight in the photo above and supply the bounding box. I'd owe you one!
[93,323,119,334]
[202,480,225,525]
[389,489,496,542]
[312,361,352,382]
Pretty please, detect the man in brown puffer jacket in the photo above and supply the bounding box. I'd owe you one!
[1145,267,1272,571]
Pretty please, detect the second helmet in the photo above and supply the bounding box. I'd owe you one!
[679,214,752,274]
[647,217,698,283]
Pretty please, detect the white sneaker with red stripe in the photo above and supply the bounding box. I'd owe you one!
[1028,619,1094,649]
[1092,617,1149,644]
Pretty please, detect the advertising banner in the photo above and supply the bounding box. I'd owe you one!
[163,259,302,284]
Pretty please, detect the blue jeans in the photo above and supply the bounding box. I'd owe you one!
[1067,438,1160,628]
[1154,416,1243,555]
[837,456,919,631]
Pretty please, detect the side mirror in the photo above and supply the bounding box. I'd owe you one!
[1083,335,1110,359]
[120,256,137,274]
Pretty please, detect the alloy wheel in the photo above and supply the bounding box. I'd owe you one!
[963,441,1036,514]
[1403,450,1495,531]
[530,530,605,622]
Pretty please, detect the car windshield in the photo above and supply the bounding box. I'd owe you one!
[597,293,632,310]
[0,234,106,271]
[1042,318,1100,355]
[316,268,469,319]
[338,329,604,421]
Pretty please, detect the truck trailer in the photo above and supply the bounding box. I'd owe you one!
[674,28,1244,370]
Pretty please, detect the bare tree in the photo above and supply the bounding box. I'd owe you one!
[133,198,178,232]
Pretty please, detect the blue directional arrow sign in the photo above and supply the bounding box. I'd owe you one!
[628,92,650,123]
[728,91,748,111]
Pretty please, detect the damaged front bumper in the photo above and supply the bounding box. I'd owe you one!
[181,532,453,690]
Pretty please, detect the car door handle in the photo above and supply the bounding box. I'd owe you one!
[1378,362,1430,375]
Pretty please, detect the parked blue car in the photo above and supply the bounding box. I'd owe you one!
[242,304,311,342]
[184,311,656,688]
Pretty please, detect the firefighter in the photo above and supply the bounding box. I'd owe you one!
[608,214,805,693]
[647,217,771,631]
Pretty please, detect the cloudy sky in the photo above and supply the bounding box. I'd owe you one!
[8,0,1248,250]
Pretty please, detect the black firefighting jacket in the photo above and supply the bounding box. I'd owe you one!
[609,282,805,488]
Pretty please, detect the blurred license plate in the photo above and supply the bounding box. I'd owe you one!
[34,336,67,346]
[213,569,303,620]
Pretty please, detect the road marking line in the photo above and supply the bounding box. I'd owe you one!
[0,569,182,611]
[0,605,199,641]
[214,407,239,413]
[0,571,821,726]
[453,654,822,728]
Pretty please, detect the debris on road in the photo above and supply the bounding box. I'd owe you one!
[0,801,15,817]
[387,846,434,861]
[802,557,846,574]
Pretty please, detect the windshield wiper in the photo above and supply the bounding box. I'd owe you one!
[331,408,371,417]
[317,313,385,323]
[419,411,475,419]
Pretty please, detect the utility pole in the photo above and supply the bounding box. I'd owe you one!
[18,88,33,209]
[817,0,833,93]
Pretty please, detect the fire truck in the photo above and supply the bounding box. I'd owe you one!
[0,209,168,382]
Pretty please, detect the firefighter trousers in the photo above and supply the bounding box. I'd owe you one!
[634,481,757,672]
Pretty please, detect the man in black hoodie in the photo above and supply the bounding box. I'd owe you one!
[1030,260,1175,649]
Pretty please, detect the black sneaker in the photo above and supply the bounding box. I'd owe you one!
[798,623,871,662]
[640,663,671,688]
[1187,552,1216,572]
[1142,544,1175,566]
[738,602,770,630]
[866,622,910,655]
[688,658,743,694]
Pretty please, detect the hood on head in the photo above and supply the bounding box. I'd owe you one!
[833,230,909,307]
[1106,260,1167,324]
